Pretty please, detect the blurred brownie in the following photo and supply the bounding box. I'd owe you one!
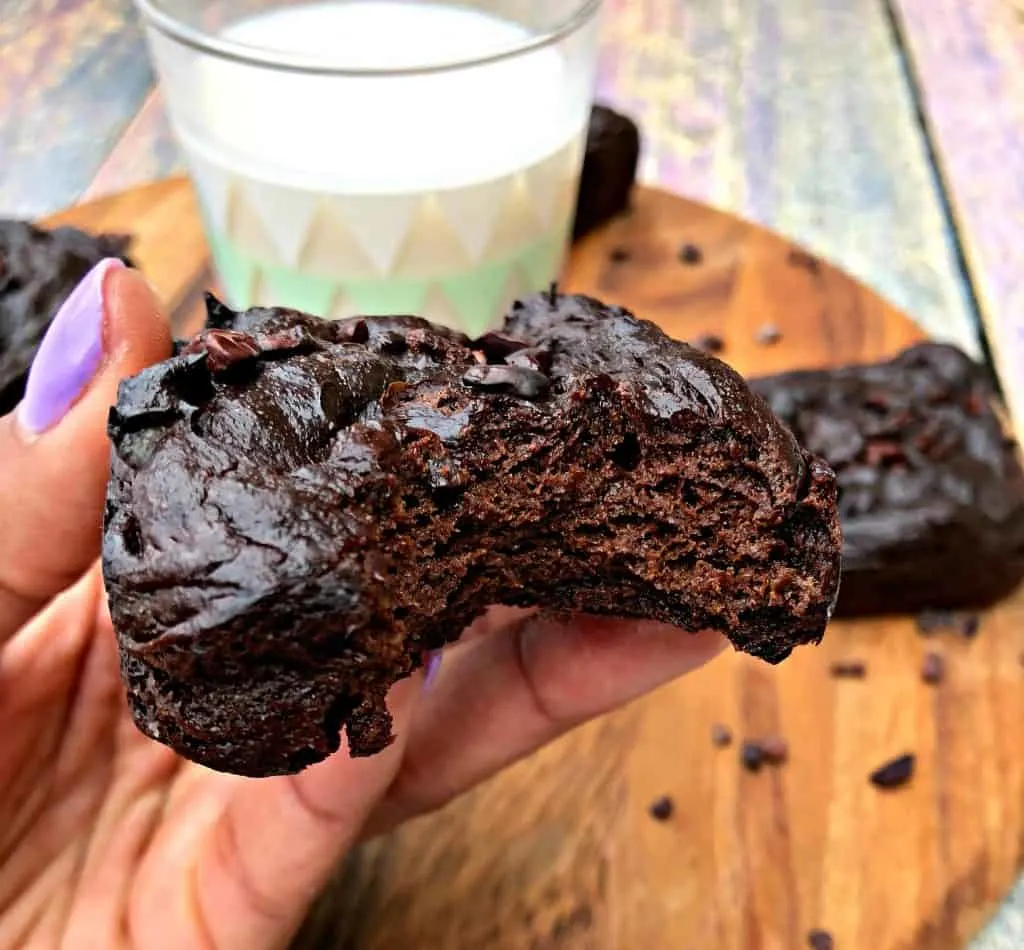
[752,343,1024,615]
[0,221,133,415]
[572,104,641,240]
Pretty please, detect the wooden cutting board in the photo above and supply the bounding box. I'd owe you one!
[46,179,1024,950]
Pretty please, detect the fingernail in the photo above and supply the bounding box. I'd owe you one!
[17,258,125,436]
[423,650,443,692]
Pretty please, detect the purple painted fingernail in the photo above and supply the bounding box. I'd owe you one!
[423,650,443,691]
[17,258,124,435]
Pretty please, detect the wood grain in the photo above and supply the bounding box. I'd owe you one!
[886,0,1024,476]
[44,176,209,331]
[594,0,980,355]
[0,0,154,217]
[44,178,1024,950]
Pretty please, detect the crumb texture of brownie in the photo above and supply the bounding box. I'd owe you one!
[0,221,133,415]
[752,343,1024,615]
[103,292,840,777]
[572,104,640,240]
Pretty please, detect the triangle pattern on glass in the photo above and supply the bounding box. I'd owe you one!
[239,179,320,268]
[329,287,356,321]
[390,196,472,278]
[301,202,380,280]
[420,283,464,332]
[483,172,545,263]
[325,193,422,277]
[248,269,274,310]
[519,232,567,292]
[435,173,515,264]
[262,265,337,316]
[345,277,428,316]
[187,150,233,234]
[227,188,280,265]
[501,261,531,313]
[552,169,580,241]
[441,259,511,338]
[524,143,573,228]
[207,228,256,310]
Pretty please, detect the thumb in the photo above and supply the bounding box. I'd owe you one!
[0,260,172,641]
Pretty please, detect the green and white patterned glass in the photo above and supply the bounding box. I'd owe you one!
[134,0,604,335]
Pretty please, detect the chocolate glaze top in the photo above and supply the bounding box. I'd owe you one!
[502,293,805,500]
[118,291,807,511]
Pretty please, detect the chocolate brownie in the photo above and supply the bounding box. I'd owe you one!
[752,343,1024,615]
[572,105,641,240]
[0,221,133,415]
[103,292,840,777]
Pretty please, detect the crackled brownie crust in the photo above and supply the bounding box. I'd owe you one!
[752,343,1024,615]
[103,292,840,777]
[572,105,641,240]
[0,221,133,415]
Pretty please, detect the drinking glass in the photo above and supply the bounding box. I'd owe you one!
[133,0,605,334]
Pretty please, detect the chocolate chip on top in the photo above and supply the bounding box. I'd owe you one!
[181,329,261,374]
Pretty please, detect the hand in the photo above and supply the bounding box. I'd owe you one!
[0,261,726,950]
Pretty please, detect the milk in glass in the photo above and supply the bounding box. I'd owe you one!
[160,1,589,333]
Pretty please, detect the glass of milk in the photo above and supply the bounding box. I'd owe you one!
[134,0,604,334]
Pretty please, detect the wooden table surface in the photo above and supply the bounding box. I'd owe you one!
[3,1,1024,946]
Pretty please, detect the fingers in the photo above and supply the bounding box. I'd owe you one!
[367,611,727,834]
[184,678,422,950]
[0,263,172,644]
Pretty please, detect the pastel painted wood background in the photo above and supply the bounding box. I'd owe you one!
[4,0,1024,946]
[0,0,994,355]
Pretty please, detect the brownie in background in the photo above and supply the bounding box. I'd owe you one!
[0,221,134,415]
[572,104,641,240]
[752,343,1024,615]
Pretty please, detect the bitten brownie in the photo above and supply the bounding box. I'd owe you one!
[572,104,641,240]
[0,221,133,415]
[103,292,841,777]
[752,343,1024,615]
